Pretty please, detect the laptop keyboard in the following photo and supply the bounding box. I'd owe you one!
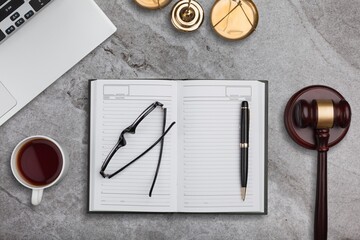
[0,0,53,44]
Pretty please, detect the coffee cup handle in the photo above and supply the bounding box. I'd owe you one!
[31,189,43,206]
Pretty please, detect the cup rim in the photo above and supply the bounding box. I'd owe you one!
[10,135,66,190]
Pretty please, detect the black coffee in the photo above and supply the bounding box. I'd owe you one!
[17,139,63,186]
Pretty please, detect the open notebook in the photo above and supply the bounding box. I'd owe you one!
[88,79,268,213]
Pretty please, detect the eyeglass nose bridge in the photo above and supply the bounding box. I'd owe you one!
[124,125,137,134]
[117,134,127,149]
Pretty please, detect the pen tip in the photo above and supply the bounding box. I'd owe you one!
[241,187,247,201]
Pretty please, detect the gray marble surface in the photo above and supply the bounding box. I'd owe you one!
[1,0,359,239]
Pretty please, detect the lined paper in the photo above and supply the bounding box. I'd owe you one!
[89,80,266,213]
[89,80,178,212]
[177,81,265,213]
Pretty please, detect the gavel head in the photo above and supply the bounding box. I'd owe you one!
[294,99,351,129]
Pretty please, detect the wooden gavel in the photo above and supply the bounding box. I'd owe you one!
[284,85,351,240]
[293,99,351,240]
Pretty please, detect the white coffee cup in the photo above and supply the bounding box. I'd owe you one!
[10,136,69,205]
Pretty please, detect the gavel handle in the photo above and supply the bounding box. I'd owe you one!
[315,129,329,240]
[315,151,327,240]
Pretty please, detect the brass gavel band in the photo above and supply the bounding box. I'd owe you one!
[316,100,334,129]
[211,0,258,40]
[134,0,171,9]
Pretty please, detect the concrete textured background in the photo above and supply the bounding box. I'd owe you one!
[1,0,359,239]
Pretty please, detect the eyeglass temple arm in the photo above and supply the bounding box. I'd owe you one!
[106,121,176,179]
[149,107,167,197]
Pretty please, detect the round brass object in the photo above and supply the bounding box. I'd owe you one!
[316,100,334,129]
[211,0,259,40]
[134,0,171,10]
[171,0,204,32]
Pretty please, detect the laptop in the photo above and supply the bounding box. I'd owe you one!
[0,0,116,126]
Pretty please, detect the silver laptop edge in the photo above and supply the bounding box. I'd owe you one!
[0,0,116,126]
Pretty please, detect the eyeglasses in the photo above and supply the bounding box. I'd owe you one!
[100,101,176,197]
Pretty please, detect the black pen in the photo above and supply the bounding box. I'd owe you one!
[240,101,250,201]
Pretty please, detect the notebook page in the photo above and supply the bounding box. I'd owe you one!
[89,80,178,212]
[177,80,265,213]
